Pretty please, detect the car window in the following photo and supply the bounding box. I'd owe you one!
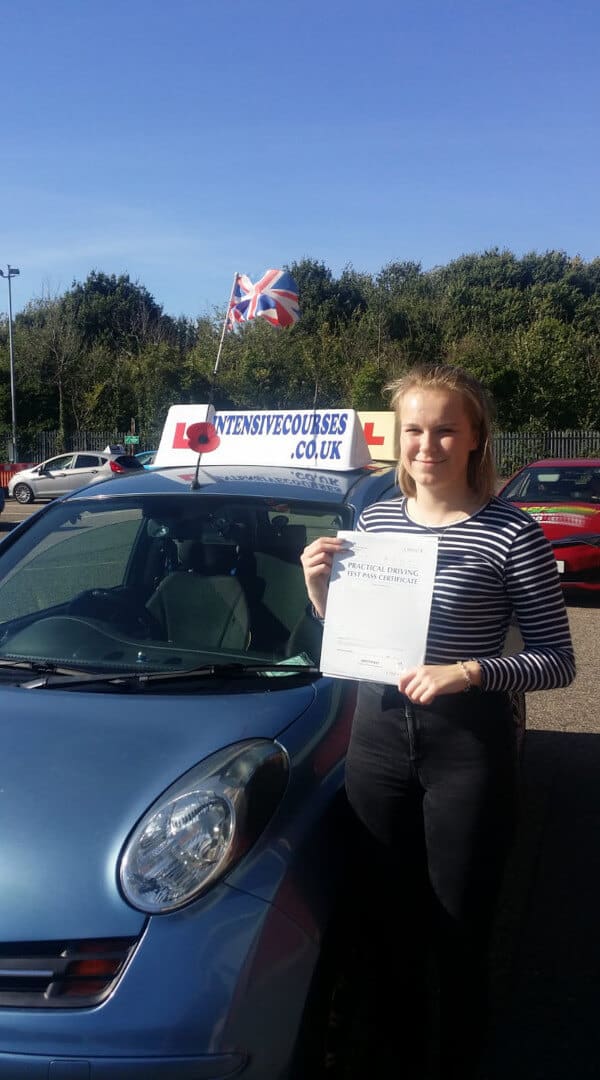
[114,455,144,470]
[0,507,143,620]
[0,495,351,673]
[74,454,102,468]
[587,469,600,500]
[504,467,599,502]
[44,454,75,471]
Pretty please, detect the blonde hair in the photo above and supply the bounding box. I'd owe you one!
[387,364,498,500]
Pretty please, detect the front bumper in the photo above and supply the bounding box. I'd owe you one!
[0,1050,245,1078]
[0,884,319,1079]
[558,561,600,590]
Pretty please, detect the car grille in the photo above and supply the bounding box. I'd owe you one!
[0,937,139,1008]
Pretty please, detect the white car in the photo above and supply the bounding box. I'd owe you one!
[7,452,144,504]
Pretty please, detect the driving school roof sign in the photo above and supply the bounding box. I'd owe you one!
[154,405,372,471]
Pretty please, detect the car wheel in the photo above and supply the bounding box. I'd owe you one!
[13,483,34,505]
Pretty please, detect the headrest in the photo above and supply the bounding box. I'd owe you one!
[178,541,237,575]
[257,522,307,559]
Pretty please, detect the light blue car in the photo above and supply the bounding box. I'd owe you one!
[135,449,158,468]
[0,422,398,1079]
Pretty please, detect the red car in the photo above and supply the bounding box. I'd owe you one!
[499,458,600,592]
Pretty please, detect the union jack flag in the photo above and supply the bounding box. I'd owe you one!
[227,269,300,330]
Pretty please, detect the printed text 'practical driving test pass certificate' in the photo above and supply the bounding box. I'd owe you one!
[319,531,439,685]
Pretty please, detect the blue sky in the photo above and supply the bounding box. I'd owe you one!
[2,0,600,321]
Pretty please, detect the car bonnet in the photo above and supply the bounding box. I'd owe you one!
[516,501,600,539]
[0,680,315,940]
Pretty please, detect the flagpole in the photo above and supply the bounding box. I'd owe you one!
[213,272,238,378]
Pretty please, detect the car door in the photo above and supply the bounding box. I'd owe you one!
[33,454,76,499]
[65,454,106,493]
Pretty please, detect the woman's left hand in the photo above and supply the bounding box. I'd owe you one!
[397,663,477,704]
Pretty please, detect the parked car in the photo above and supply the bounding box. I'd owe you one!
[0,406,526,1078]
[7,451,144,504]
[499,458,600,592]
[135,449,157,468]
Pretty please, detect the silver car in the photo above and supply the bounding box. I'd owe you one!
[7,451,144,504]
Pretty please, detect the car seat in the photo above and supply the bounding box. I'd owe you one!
[146,541,250,651]
[527,479,549,500]
[251,523,309,654]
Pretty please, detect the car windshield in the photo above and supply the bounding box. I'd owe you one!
[0,494,349,676]
[503,465,600,503]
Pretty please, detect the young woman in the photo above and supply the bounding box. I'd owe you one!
[301,365,575,1079]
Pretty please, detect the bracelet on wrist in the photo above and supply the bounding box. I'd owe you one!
[456,660,472,692]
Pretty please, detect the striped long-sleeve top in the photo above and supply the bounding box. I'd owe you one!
[356,495,575,693]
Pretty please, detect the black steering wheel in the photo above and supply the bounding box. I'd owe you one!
[67,587,162,640]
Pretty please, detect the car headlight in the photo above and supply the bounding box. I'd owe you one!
[119,739,289,914]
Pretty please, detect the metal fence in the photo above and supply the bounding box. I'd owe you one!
[492,430,600,476]
[8,429,161,463]
[4,427,600,476]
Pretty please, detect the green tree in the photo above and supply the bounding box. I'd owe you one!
[510,318,588,429]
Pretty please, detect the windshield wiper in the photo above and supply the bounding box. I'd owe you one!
[0,658,95,676]
[21,661,321,691]
[552,534,600,549]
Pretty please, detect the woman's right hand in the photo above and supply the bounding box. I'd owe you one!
[300,536,346,619]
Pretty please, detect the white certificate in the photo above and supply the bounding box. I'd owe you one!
[319,530,439,685]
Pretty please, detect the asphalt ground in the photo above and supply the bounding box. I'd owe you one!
[1,500,599,1076]
[0,501,47,529]
[482,592,600,1079]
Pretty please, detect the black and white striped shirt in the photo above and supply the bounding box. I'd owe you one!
[357,496,575,693]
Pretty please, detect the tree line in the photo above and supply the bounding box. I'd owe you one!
[1,249,599,456]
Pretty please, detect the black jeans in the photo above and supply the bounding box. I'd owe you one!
[343,681,518,1080]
